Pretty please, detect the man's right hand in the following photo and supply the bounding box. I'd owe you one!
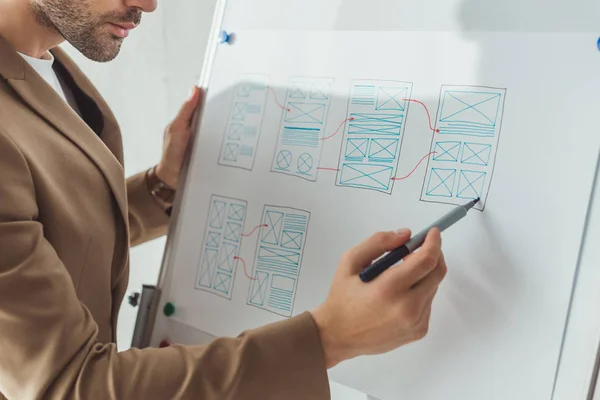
[311,228,447,368]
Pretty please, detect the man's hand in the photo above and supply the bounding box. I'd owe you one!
[311,228,447,368]
[155,86,203,189]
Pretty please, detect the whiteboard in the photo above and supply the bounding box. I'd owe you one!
[151,1,600,399]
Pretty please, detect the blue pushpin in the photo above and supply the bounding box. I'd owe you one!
[219,30,231,44]
[597,36,600,51]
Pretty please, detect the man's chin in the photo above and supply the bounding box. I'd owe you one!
[75,39,122,63]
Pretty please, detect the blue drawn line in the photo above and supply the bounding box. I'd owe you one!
[352,100,375,105]
[289,82,308,99]
[457,170,487,199]
[310,82,331,100]
[249,271,269,306]
[282,127,320,148]
[213,272,232,294]
[368,139,398,161]
[209,201,226,229]
[297,153,313,174]
[222,143,240,162]
[376,87,409,111]
[269,296,292,305]
[256,260,299,272]
[228,204,245,222]
[258,246,300,265]
[440,124,496,133]
[447,122,498,128]
[339,164,393,191]
[439,91,501,127]
[268,302,292,312]
[198,248,218,288]
[283,214,308,232]
[270,289,293,301]
[352,85,376,105]
[276,150,292,170]
[286,102,326,124]
[283,225,307,232]
[433,141,461,162]
[439,125,495,132]
[256,256,299,270]
[426,168,456,197]
[262,212,284,245]
[369,158,394,163]
[461,142,492,166]
[438,129,495,137]
[256,263,299,275]
[281,230,303,250]
[349,113,404,136]
[345,138,369,160]
[269,299,292,308]
[239,146,253,157]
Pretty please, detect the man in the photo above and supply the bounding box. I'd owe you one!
[0,0,448,399]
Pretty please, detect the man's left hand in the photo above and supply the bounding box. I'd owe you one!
[155,86,203,189]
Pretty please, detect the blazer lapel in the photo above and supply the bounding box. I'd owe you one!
[0,36,128,226]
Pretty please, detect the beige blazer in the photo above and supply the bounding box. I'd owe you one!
[0,36,328,399]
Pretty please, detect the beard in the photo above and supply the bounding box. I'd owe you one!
[30,0,141,62]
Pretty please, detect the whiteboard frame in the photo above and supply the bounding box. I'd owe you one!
[148,1,600,398]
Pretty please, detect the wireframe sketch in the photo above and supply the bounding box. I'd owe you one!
[247,205,310,317]
[271,77,334,181]
[196,195,248,299]
[420,85,506,210]
[218,74,270,170]
[336,80,413,194]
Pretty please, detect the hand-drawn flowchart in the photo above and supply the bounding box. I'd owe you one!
[218,74,270,170]
[421,85,506,210]
[196,196,310,318]
[208,76,506,318]
[336,80,413,194]
[271,77,334,181]
[196,195,248,299]
[248,206,310,317]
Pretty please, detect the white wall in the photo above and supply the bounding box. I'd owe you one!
[61,1,215,349]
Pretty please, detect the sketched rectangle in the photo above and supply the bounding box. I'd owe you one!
[196,195,248,299]
[425,168,457,197]
[376,86,409,111]
[368,138,399,162]
[198,248,218,288]
[345,138,369,160]
[249,205,310,317]
[261,211,284,245]
[281,230,303,250]
[285,102,327,124]
[457,170,487,199]
[249,271,269,306]
[348,113,404,136]
[461,142,492,166]
[339,164,394,191]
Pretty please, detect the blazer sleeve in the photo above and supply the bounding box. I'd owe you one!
[0,131,330,400]
[126,169,170,246]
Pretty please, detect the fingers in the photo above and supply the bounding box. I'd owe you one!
[173,86,202,129]
[411,254,447,301]
[343,229,411,275]
[384,228,442,289]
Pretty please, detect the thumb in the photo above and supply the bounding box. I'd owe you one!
[173,86,202,129]
[343,229,411,275]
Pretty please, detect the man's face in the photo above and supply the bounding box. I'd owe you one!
[30,0,151,62]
